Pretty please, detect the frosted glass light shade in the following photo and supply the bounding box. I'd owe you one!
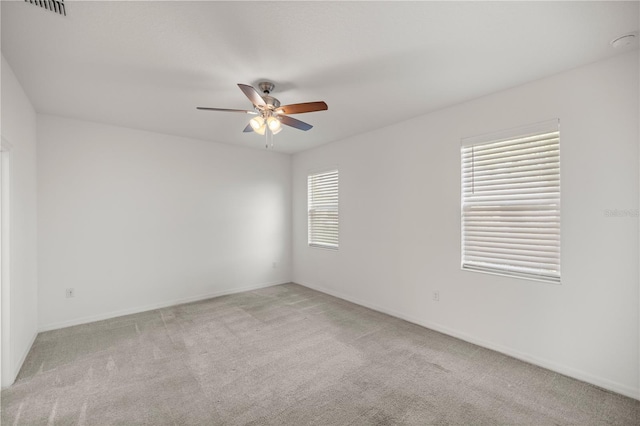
[267,116,281,132]
[249,116,264,131]
[254,124,266,135]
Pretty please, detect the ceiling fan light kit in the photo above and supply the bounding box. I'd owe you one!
[197,82,327,148]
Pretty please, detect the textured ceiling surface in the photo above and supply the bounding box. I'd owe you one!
[2,1,638,153]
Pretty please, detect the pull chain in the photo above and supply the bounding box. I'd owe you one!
[265,126,274,149]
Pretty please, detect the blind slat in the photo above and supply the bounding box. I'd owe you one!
[461,136,559,159]
[464,253,558,268]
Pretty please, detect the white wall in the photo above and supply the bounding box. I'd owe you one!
[292,51,639,399]
[0,55,39,387]
[38,115,291,330]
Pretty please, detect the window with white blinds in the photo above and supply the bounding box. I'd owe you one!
[461,119,560,283]
[308,169,339,249]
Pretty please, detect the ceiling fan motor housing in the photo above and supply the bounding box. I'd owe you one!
[258,82,280,109]
[262,95,281,109]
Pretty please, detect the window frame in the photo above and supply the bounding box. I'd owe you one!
[461,119,561,284]
[308,169,339,250]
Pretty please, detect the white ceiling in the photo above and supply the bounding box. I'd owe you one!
[2,1,638,154]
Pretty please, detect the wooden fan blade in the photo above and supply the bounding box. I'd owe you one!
[243,123,254,133]
[276,101,328,115]
[197,107,257,114]
[279,115,313,131]
[238,84,267,107]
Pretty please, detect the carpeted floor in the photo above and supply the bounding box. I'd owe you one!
[2,283,639,425]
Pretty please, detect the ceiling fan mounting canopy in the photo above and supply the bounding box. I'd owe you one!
[258,81,275,94]
[196,81,328,135]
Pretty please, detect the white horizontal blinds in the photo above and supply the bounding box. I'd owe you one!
[462,120,560,282]
[308,169,339,249]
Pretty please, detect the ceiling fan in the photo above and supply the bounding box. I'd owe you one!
[197,82,328,137]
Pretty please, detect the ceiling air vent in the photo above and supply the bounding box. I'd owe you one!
[24,0,66,16]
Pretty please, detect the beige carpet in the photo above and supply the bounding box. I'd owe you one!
[2,283,639,425]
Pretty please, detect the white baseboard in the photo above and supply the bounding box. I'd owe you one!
[38,281,288,332]
[296,280,640,401]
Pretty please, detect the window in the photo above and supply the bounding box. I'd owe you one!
[461,119,560,283]
[308,169,339,249]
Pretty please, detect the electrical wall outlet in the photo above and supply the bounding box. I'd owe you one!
[432,291,440,302]
[65,288,75,298]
